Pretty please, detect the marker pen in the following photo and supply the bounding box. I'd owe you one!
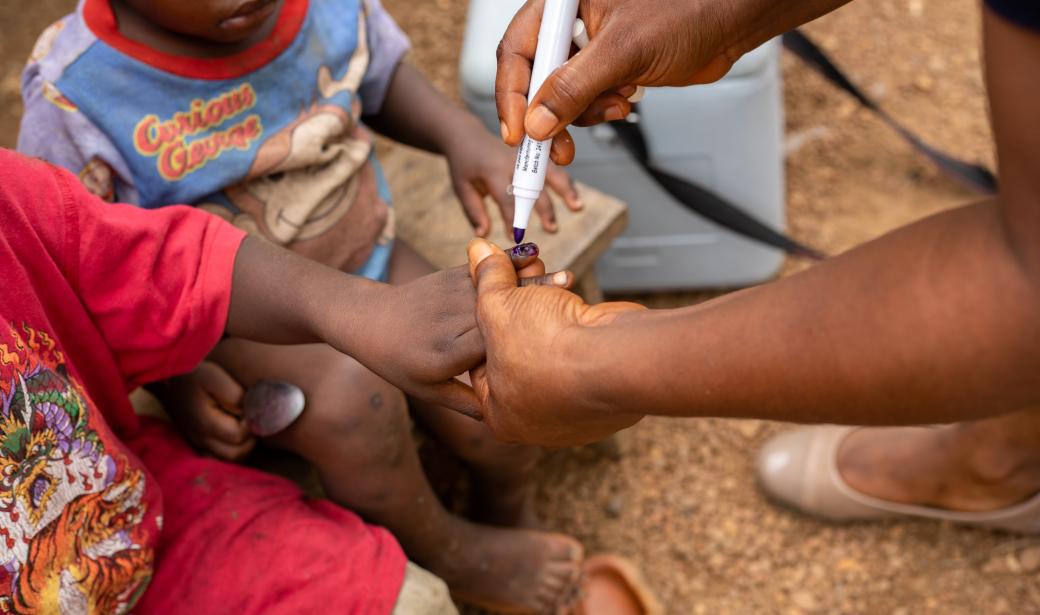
[510,0,580,244]
[510,13,647,243]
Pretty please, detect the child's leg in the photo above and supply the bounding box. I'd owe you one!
[387,242,543,527]
[210,339,582,613]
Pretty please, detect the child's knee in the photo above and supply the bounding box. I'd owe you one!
[292,355,411,464]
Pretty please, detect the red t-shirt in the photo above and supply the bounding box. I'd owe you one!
[0,149,406,613]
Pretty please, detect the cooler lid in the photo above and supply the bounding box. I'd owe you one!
[460,0,778,101]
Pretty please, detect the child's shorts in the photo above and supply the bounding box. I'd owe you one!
[126,418,412,614]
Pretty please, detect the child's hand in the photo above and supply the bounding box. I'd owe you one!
[163,362,256,461]
[445,124,583,240]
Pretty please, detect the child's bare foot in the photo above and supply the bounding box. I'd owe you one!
[473,474,541,529]
[422,517,583,614]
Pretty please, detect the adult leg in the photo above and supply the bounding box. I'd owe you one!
[837,407,1040,512]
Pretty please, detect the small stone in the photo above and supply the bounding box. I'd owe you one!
[736,421,762,438]
[1018,546,1040,573]
[981,555,1006,574]
[790,590,820,612]
[1006,552,1023,573]
[605,496,623,518]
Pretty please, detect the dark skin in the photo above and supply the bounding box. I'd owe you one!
[114,0,586,611]
[472,5,1040,449]
[496,0,853,164]
[226,237,484,410]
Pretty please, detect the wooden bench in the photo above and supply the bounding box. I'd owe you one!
[381,144,629,303]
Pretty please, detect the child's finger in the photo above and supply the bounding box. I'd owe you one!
[455,180,492,237]
[197,361,245,414]
[509,242,540,270]
[430,379,484,421]
[519,271,575,289]
[546,165,583,212]
[535,192,559,234]
[488,183,517,242]
[516,257,547,279]
[204,436,256,462]
[204,404,253,446]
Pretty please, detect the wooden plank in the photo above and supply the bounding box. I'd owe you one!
[381,145,629,276]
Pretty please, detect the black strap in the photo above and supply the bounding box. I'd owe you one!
[606,30,998,261]
[608,117,825,260]
[781,29,998,194]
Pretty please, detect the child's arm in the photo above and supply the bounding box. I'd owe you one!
[365,62,582,239]
[225,236,485,415]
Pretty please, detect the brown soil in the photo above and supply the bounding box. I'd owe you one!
[2,1,1034,613]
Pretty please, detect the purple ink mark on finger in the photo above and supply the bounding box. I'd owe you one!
[510,243,539,259]
[513,227,526,244]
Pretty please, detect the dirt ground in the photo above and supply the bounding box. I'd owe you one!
[2,0,1036,613]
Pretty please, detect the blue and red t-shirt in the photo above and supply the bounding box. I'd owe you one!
[19,0,410,280]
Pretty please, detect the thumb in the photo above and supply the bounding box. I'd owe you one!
[524,33,632,141]
[467,239,519,294]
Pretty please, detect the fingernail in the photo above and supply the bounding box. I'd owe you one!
[553,271,569,286]
[510,242,539,258]
[527,105,559,139]
[604,105,625,122]
[618,85,637,98]
[499,121,510,142]
[467,238,498,265]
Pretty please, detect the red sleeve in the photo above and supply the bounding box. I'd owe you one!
[51,161,247,389]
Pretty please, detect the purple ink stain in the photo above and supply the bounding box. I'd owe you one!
[510,243,539,259]
[513,227,526,244]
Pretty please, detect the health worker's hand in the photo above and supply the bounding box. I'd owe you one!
[496,0,736,165]
[467,239,647,447]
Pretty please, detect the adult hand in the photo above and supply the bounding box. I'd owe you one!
[467,238,647,447]
[496,0,737,164]
[350,247,564,420]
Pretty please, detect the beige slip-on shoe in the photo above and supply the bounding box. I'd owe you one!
[756,425,1040,533]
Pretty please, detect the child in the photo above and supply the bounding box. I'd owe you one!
[0,149,499,612]
[18,0,583,612]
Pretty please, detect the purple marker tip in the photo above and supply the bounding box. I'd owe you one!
[513,227,526,244]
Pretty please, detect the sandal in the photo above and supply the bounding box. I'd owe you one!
[573,554,662,615]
